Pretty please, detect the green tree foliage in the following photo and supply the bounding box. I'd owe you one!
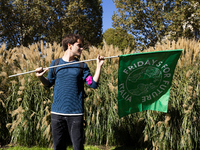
[112,0,200,50]
[0,0,102,49]
[103,27,135,51]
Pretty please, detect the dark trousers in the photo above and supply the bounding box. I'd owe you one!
[51,114,84,150]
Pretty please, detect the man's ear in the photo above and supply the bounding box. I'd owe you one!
[68,43,72,49]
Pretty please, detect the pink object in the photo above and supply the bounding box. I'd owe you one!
[86,76,93,85]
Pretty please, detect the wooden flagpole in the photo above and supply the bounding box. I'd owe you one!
[8,56,119,78]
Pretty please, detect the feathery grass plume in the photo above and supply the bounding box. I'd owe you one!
[19,77,25,86]
[0,91,4,94]
[19,86,25,91]
[0,43,6,53]
[53,42,64,59]
[6,123,12,128]
[193,116,197,122]
[0,72,7,77]
[182,104,187,109]
[9,107,25,132]
[188,86,193,96]
[113,103,118,110]
[0,56,3,65]
[164,114,171,124]
[11,106,24,117]
[157,121,163,127]
[17,91,23,95]
[17,98,22,102]
[10,80,18,84]
[0,99,6,108]
[184,109,191,114]
[188,102,194,110]
[186,129,190,134]
[108,83,115,92]
[186,70,192,79]
[45,106,50,114]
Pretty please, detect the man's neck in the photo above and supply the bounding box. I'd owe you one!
[62,50,75,62]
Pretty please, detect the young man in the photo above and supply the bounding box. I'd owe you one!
[35,34,104,150]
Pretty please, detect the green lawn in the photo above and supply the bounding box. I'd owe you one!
[0,145,138,150]
[0,145,103,150]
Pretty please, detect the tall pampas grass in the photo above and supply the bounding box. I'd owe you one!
[1,37,200,149]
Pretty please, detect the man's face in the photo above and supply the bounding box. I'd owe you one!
[71,39,83,57]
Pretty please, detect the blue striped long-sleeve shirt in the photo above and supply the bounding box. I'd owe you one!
[46,58,98,115]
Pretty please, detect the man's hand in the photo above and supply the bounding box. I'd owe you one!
[97,55,104,67]
[36,67,49,77]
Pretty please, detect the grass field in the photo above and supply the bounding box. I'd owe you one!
[0,145,137,150]
[0,145,101,150]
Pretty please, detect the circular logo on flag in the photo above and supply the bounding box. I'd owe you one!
[126,66,162,96]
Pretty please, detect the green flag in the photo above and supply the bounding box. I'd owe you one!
[118,50,182,118]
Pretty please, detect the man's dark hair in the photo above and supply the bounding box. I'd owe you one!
[62,34,84,51]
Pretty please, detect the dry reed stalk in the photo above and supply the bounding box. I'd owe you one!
[36,118,41,130]
[43,124,51,139]
[45,106,50,114]
[41,116,48,129]
[144,135,148,142]
[159,131,164,140]
[22,120,28,128]
[30,112,35,118]
[149,115,155,125]
[152,140,159,150]
[0,99,6,108]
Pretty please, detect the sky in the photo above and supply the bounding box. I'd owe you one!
[102,0,117,33]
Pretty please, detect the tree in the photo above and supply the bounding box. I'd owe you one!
[112,0,200,50]
[103,27,135,51]
[0,0,102,49]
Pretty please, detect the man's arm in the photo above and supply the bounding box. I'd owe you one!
[93,55,104,83]
[35,67,51,87]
